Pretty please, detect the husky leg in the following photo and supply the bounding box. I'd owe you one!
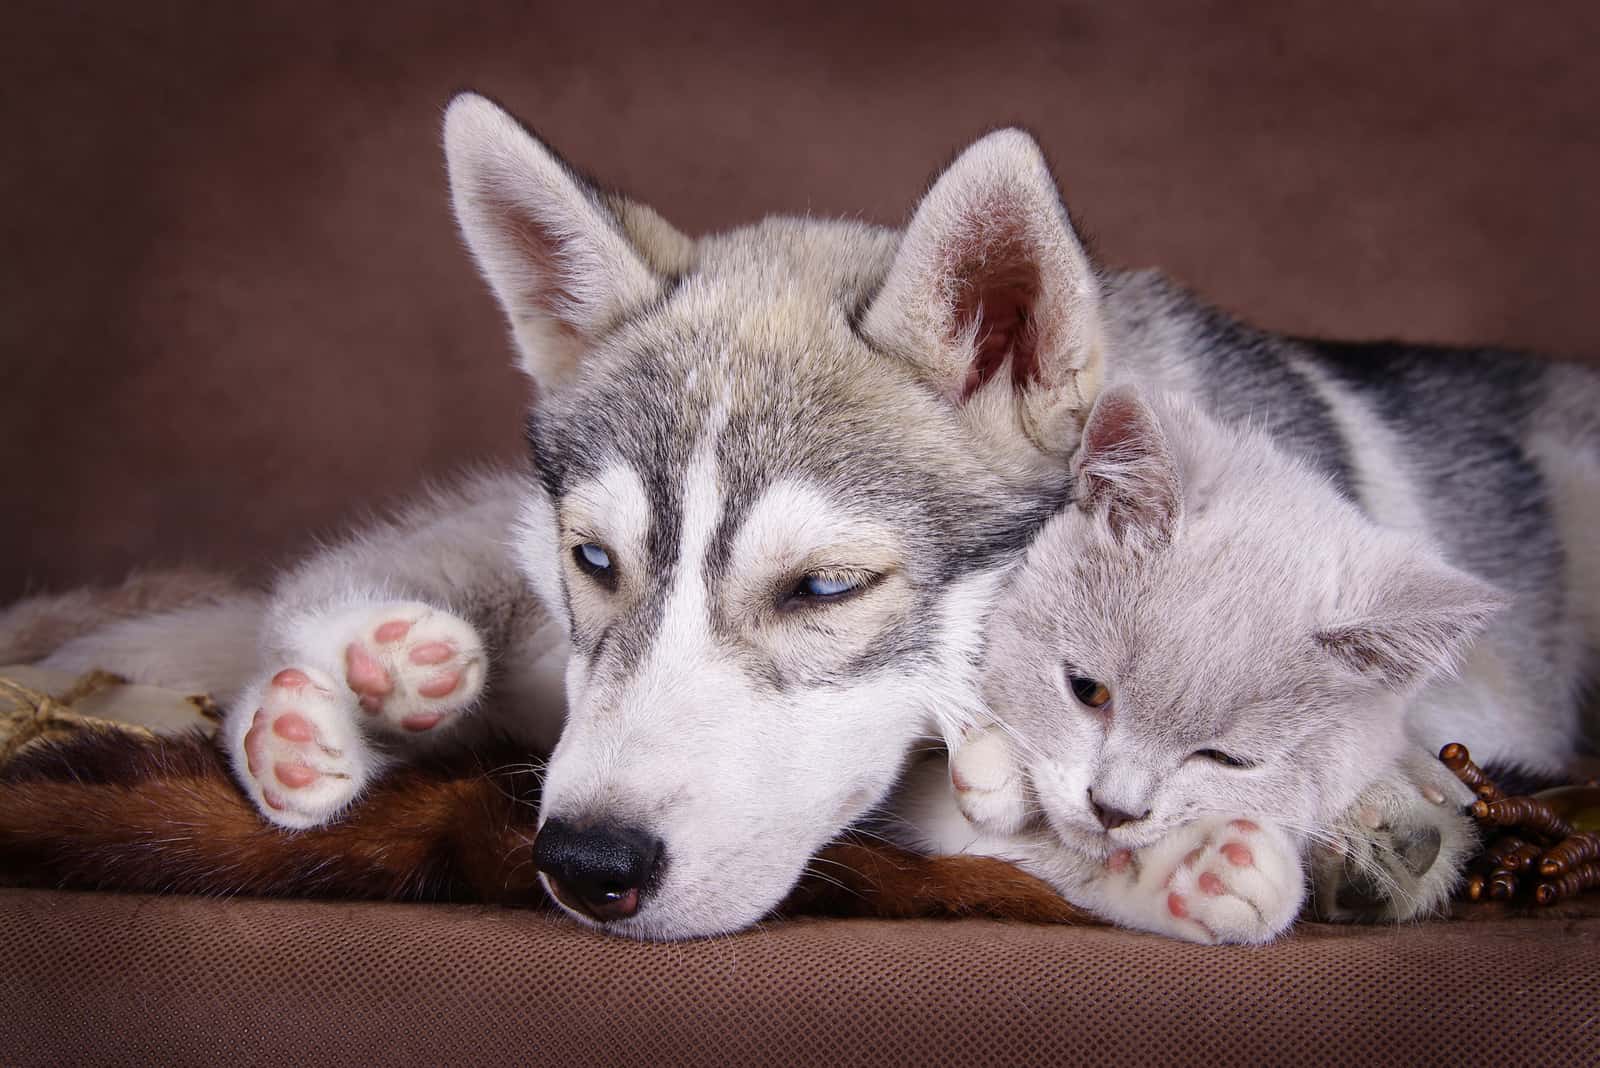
[1,569,245,671]
[225,599,488,829]
[38,594,268,701]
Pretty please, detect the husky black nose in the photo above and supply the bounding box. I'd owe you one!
[533,819,664,922]
[1087,790,1148,831]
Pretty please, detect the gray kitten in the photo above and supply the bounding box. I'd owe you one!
[904,384,1585,943]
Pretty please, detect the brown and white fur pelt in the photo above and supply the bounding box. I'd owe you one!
[0,723,1088,925]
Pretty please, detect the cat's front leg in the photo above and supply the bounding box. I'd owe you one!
[1071,817,1306,944]
[947,729,1305,943]
[223,598,487,829]
[1308,748,1478,923]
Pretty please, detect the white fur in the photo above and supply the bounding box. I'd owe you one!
[1288,356,1435,541]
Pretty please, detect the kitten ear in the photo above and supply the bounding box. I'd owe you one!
[860,129,1105,457]
[1073,386,1181,548]
[443,93,685,391]
[1316,543,1505,692]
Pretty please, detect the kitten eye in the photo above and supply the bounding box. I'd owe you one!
[572,542,616,588]
[1067,674,1111,709]
[779,569,874,610]
[1193,749,1255,769]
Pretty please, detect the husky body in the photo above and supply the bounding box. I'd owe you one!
[7,94,1597,940]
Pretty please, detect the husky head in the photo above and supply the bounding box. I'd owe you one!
[973,387,1503,858]
[443,94,1107,937]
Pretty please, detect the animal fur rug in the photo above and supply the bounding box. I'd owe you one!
[0,675,1089,924]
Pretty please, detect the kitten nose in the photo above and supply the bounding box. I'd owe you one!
[534,818,664,922]
[1087,789,1149,831]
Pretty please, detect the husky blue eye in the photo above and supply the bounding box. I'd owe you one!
[572,542,614,583]
[801,573,860,598]
[781,570,872,609]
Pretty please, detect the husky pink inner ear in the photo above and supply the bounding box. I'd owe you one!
[1073,386,1182,548]
[443,93,666,391]
[952,232,1045,400]
[859,128,1103,455]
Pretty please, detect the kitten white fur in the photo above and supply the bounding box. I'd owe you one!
[905,385,1523,943]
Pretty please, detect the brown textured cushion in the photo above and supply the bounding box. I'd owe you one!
[4,889,1597,1065]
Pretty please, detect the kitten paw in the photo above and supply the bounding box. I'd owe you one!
[237,667,367,829]
[341,604,486,735]
[1127,817,1304,944]
[950,727,1031,835]
[1309,754,1477,923]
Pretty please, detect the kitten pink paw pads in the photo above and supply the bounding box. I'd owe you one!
[1152,817,1303,944]
[238,667,361,827]
[341,608,486,733]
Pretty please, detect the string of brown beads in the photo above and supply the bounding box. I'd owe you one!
[1440,742,1600,907]
[1534,862,1600,906]
[1470,797,1572,840]
[1539,833,1600,878]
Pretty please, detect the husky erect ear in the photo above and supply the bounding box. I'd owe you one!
[1072,386,1181,549]
[1316,542,1505,692]
[862,129,1104,456]
[443,93,685,390]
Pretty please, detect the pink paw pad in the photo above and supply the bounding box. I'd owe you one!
[1221,842,1254,867]
[271,668,314,691]
[375,619,413,644]
[331,605,484,736]
[416,671,462,699]
[1198,871,1227,896]
[409,641,455,666]
[274,762,320,789]
[345,643,393,700]
[243,709,270,777]
[272,712,315,743]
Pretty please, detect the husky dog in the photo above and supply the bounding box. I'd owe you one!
[5,94,1596,940]
[902,384,1592,943]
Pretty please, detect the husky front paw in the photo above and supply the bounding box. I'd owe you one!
[339,603,487,735]
[1309,755,1477,923]
[230,667,371,829]
[1110,817,1305,944]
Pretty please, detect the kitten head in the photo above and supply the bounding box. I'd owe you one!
[980,385,1504,856]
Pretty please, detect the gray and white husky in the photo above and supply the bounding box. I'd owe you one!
[4,94,1596,940]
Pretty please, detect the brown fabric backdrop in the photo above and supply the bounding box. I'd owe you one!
[3,0,1598,601]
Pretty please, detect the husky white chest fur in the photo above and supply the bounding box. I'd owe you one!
[7,92,1597,941]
